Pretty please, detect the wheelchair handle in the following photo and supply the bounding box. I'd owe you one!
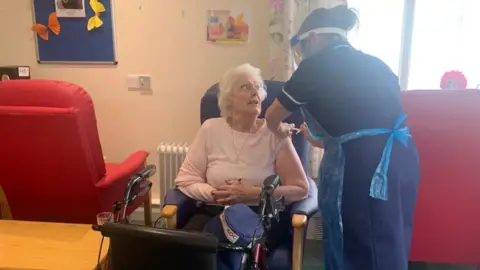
[258,175,283,230]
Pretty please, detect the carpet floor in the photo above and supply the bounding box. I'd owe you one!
[135,219,477,269]
[303,240,478,270]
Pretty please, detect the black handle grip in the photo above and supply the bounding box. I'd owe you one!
[140,164,156,179]
[262,175,281,194]
[92,224,102,231]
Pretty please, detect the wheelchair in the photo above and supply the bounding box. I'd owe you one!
[161,81,320,270]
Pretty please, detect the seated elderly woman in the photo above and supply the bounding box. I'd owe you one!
[175,63,309,242]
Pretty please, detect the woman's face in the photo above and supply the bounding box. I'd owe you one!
[230,74,264,117]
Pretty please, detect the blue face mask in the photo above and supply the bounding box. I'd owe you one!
[300,40,319,60]
[291,27,348,66]
[291,38,318,67]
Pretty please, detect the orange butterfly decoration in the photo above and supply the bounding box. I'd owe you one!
[32,12,61,41]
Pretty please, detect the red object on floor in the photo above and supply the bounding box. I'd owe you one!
[0,80,148,224]
[402,90,480,265]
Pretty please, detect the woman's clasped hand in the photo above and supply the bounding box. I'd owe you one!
[211,179,261,205]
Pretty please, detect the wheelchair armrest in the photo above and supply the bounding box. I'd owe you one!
[290,177,319,224]
[161,188,197,229]
[290,178,318,270]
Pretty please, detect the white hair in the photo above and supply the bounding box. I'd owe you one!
[218,63,267,118]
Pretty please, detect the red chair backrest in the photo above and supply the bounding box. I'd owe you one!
[402,90,480,265]
[0,80,106,222]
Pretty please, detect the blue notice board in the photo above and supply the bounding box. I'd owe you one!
[32,0,117,64]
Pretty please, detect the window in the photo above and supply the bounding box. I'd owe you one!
[297,0,478,90]
[407,0,480,90]
[348,0,405,76]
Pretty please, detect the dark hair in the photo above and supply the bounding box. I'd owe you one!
[298,5,358,36]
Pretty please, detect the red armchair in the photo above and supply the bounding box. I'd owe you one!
[402,90,480,265]
[0,80,152,225]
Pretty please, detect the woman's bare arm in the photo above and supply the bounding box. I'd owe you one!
[175,120,215,202]
[273,138,309,202]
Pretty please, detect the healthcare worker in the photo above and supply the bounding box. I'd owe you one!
[265,2,420,270]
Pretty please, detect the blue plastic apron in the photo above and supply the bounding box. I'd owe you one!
[301,108,411,270]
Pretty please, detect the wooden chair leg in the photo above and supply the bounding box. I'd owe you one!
[292,214,307,270]
[0,184,13,220]
[143,185,153,226]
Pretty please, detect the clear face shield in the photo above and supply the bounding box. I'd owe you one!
[290,35,304,69]
[290,27,349,68]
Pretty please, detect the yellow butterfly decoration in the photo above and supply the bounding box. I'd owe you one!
[87,0,105,31]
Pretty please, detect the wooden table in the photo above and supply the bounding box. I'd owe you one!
[0,220,109,270]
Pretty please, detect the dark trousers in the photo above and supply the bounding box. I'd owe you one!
[342,140,420,270]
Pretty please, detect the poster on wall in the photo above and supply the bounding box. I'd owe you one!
[54,0,86,18]
[207,9,251,44]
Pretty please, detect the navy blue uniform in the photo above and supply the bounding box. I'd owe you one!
[278,42,420,270]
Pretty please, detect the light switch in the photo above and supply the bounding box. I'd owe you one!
[127,75,152,90]
[138,76,151,90]
[18,67,30,77]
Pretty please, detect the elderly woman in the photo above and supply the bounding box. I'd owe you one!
[175,63,309,236]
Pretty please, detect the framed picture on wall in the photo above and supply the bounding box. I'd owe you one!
[206,9,251,44]
[54,0,86,18]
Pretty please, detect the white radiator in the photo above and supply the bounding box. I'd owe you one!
[156,142,323,240]
[157,143,189,206]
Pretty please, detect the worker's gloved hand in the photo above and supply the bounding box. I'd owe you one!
[300,123,324,149]
[273,122,296,139]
